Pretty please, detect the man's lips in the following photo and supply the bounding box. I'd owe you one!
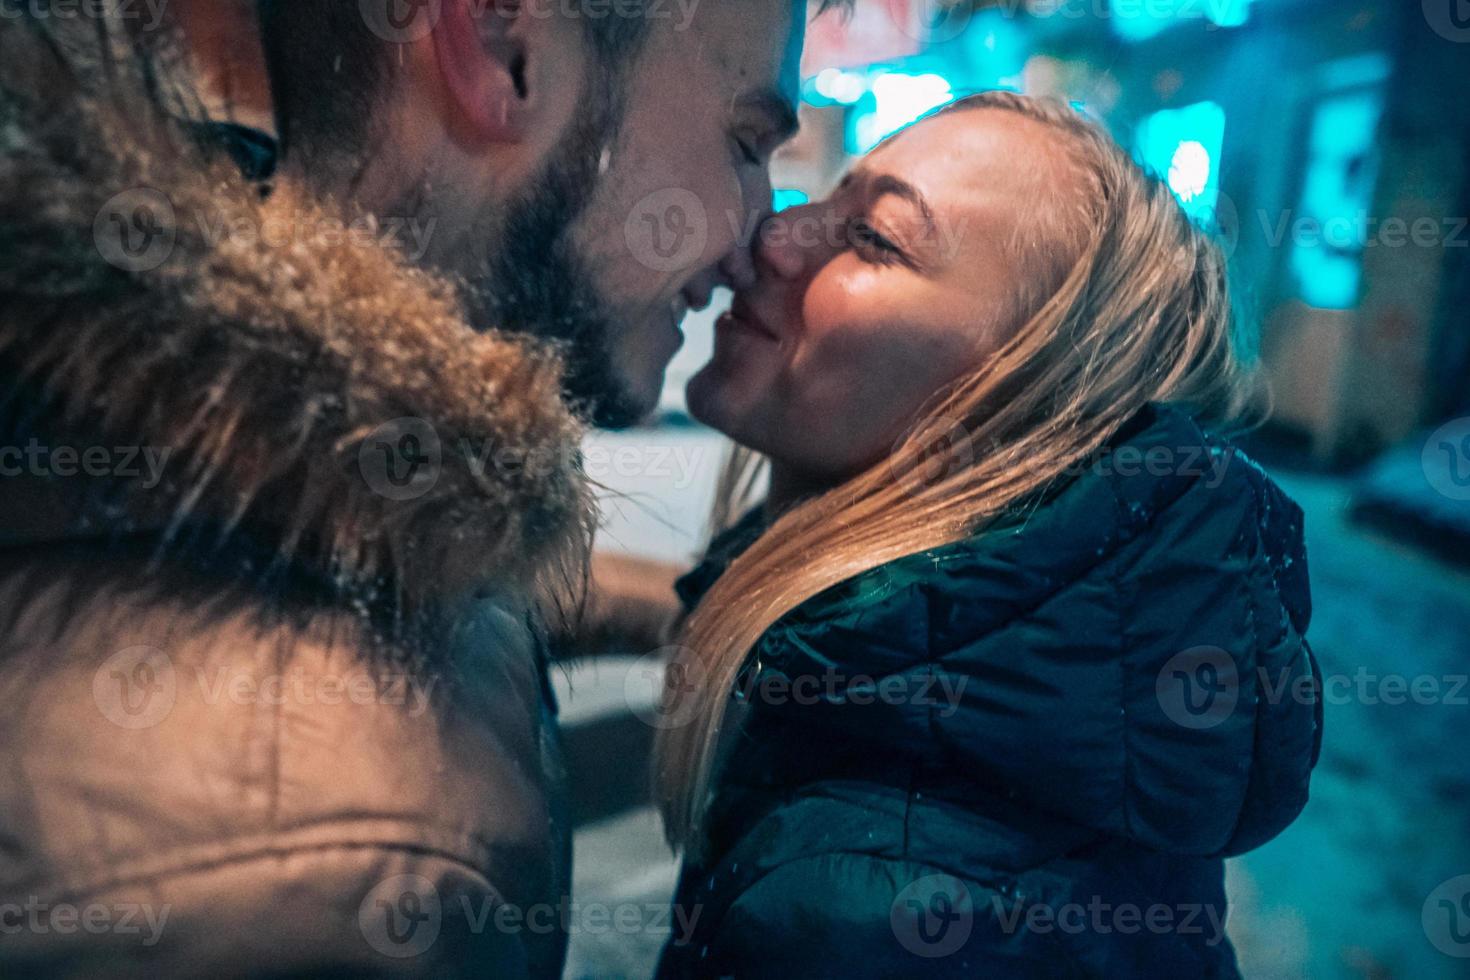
[723,298,781,341]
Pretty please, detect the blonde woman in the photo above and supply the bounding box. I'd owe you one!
[648,93,1322,978]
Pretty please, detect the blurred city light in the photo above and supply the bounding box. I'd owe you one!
[810,67,868,105]
[1289,73,1386,309]
[850,71,956,154]
[1133,100,1227,220]
[772,188,811,212]
[1110,0,1258,41]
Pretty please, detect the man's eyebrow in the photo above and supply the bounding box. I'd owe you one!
[738,87,800,144]
[868,173,937,233]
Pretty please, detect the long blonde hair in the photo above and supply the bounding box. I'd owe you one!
[655,92,1256,852]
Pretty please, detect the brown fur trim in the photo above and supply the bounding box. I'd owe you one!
[0,17,592,610]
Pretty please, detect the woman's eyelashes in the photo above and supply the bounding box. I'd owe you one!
[847,215,906,267]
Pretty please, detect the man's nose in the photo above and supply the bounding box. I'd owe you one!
[717,224,760,293]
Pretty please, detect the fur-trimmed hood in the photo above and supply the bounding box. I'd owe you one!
[0,16,591,612]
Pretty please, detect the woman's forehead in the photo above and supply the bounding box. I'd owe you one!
[873,108,1072,191]
[877,111,1086,231]
[827,111,1086,305]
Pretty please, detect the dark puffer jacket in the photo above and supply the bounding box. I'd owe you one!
[657,405,1322,979]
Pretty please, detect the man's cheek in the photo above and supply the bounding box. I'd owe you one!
[578,225,649,310]
[679,144,748,268]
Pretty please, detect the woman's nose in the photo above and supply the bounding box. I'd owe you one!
[754,204,824,282]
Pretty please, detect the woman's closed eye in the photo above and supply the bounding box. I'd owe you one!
[847,216,907,267]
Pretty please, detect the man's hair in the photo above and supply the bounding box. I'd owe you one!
[256,0,853,158]
[255,0,656,160]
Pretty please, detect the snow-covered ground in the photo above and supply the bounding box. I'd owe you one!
[1227,473,1470,980]
[558,427,1470,979]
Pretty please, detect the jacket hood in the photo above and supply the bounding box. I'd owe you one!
[0,17,592,610]
[685,405,1322,859]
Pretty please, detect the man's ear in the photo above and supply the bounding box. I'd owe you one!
[433,0,532,143]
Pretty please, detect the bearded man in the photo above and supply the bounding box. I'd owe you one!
[0,0,825,974]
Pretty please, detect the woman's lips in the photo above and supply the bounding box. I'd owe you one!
[722,299,780,341]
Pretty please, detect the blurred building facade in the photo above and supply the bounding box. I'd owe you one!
[769,0,1470,464]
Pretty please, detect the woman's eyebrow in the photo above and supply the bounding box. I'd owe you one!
[866,173,937,235]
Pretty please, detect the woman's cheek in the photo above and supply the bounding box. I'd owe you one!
[772,349,861,471]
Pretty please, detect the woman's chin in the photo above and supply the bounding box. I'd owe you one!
[684,365,725,430]
[686,362,758,443]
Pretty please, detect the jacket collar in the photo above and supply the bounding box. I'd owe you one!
[0,16,592,612]
[677,406,1309,642]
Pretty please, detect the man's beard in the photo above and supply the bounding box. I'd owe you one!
[466,80,645,430]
